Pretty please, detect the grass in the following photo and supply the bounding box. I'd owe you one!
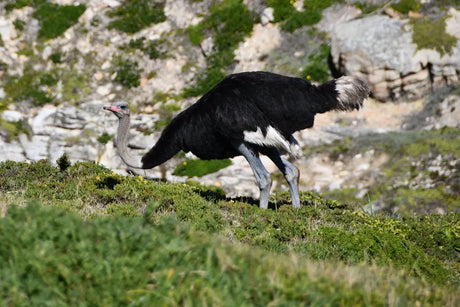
[0,158,459,306]
[173,159,232,177]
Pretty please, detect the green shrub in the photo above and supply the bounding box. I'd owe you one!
[49,52,63,63]
[173,159,232,177]
[13,19,25,31]
[121,37,165,59]
[111,57,142,88]
[108,0,166,33]
[267,0,296,22]
[301,43,331,82]
[56,153,71,172]
[4,0,47,12]
[282,9,322,32]
[97,132,113,144]
[33,2,86,40]
[391,0,421,14]
[269,0,343,33]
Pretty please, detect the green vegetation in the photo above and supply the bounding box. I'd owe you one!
[354,1,383,14]
[49,52,63,64]
[13,19,25,31]
[391,0,421,14]
[120,37,165,60]
[173,159,232,177]
[184,0,254,97]
[411,15,457,56]
[3,67,56,106]
[111,57,142,88]
[108,0,166,33]
[4,0,46,12]
[97,132,113,145]
[268,0,343,33]
[3,63,90,106]
[33,2,86,40]
[0,158,459,305]
[153,101,182,129]
[301,43,331,82]
[0,118,29,141]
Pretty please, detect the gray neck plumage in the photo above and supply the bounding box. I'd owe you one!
[116,115,143,169]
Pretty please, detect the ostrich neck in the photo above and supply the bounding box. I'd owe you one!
[116,115,142,169]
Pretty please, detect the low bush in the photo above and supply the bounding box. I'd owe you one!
[111,57,142,88]
[108,0,166,33]
[33,2,86,40]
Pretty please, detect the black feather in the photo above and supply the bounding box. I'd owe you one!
[141,71,370,168]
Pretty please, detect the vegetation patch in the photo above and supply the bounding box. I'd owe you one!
[3,67,56,106]
[97,132,113,145]
[120,37,166,60]
[268,0,343,33]
[184,0,254,97]
[301,43,331,82]
[0,118,30,142]
[411,15,457,56]
[391,0,421,14]
[108,0,166,33]
[111,57,142,88]
[173,159,232,177]
[33,2,86,40]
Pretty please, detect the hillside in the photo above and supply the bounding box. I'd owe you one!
[0,159,459,305]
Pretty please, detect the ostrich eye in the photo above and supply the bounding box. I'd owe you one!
[120,105,127,109]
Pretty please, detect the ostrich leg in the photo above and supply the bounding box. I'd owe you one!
[237,143,272,209]
[267,152,301,208]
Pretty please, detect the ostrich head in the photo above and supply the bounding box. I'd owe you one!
[103,100,142,169]
[103,101,130,119]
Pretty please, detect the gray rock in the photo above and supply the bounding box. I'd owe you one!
[20,135,49,161]
[2,110,23,122]
[0,138,25,162]
[330,14,460,101]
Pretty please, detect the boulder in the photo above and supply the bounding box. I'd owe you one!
[329,14,460,101]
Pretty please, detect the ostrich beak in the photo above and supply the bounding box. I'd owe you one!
[103,105,121,112]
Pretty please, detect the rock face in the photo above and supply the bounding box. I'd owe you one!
[329,13,460,101]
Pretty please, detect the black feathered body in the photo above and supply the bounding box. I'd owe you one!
[141,71,369,169]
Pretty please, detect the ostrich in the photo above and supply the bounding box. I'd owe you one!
[104,71,370,209]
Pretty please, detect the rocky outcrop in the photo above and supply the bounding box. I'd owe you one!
[329,11,460,101]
